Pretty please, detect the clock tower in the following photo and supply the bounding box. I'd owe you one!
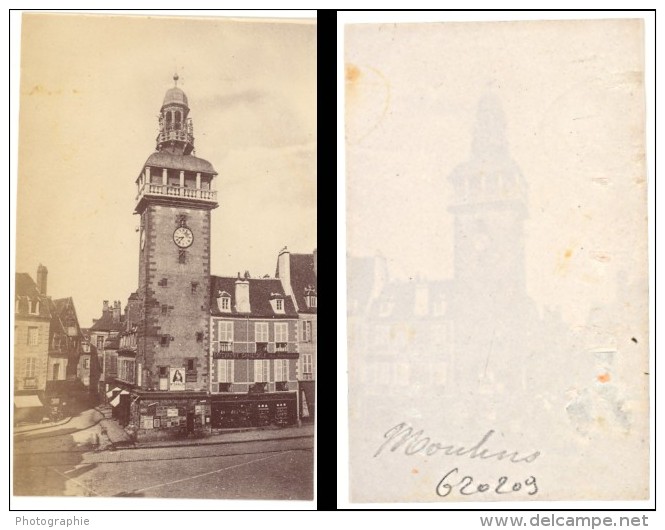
[134,74,218,392]
[446,92,539,391]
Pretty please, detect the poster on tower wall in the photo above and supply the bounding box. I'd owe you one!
[169,368,186,391]
[346,18,651,503]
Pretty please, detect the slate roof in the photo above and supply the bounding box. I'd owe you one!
[16,273,41,298]
[46,298,66,336]
[287,253,317,314]
[90,311,125,332]
[143,152,216,175]
[15,273,50,318]
[210,276,298,318]
[52,297,81,334]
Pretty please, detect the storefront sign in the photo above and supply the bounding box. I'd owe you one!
[167,408,178,417]
[213,351,298,360]
[141,416,153,429]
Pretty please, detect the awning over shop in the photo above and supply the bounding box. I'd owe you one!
[300,381,315,418]
[15,395,44,408]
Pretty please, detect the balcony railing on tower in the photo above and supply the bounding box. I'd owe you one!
[136,182,217,203]
[157,128,194,146]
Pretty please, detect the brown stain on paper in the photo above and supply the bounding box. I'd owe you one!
[345,62,392,143]
[555,248,574,275]
[346,64,361,83]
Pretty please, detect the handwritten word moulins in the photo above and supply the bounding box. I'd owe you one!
[374,422,541,464]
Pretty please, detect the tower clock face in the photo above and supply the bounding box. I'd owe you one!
[173,226,194,248]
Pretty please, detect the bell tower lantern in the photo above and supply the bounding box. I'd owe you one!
[157,73,195,156]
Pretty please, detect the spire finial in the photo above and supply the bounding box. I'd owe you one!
[173,72,179,86]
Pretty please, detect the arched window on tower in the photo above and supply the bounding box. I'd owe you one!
[175,111,181,125]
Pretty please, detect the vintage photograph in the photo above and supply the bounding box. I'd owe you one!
[13,12,316,500]
[347,19,649,502]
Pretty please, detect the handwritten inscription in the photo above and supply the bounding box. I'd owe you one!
[436,467,538,497]
[374,422,541,464]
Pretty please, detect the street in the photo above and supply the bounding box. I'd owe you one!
[13,409,313,500]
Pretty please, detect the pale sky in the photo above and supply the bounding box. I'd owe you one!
[15,13,316,327]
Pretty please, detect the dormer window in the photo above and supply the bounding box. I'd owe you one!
[269,293,285,314]
[304,286,317,309]
[29,299,39,315]
[216,290,231,313]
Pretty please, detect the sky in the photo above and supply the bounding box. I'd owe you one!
[14,13,317,327]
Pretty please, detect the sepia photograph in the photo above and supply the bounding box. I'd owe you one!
[346,17,650,503]
[12,12,316,503]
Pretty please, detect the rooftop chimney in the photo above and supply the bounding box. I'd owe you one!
[276,247,296,311]
[235,274,251,313]
[36,264,48,295]
[103,300,109,313]
[112,300,121,323]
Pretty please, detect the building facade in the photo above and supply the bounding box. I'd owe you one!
[46,296,84,389]
[209,275,299,427]
[14,268,51,395]
[77,334,101,393]
[89,300,126,396]
[14,265,85,420]
[276,248,317,421]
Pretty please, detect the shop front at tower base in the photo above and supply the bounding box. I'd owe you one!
[118,388,298,441]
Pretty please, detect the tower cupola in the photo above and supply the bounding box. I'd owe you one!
[157,73,194,155]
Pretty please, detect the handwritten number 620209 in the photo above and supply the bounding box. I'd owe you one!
[436,468,538,497]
